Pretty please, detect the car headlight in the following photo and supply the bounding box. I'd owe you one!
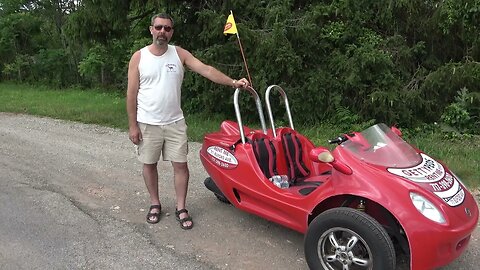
[410,192,446,224]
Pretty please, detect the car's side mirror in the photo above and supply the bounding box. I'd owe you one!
[309,147,353,175]
[309,147,334,163]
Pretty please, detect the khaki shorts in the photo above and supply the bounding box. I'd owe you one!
[137,119,188,164]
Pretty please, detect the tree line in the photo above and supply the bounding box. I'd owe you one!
[0,0,478,133]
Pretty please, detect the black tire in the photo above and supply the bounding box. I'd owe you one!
[204,177,231,204]
[304,207,395,270]
[214,193,231,204]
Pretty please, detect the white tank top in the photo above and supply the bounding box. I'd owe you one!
[137,45,185,125]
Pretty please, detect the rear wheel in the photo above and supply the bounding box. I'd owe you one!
[305,207,395,270]
[214,193,231,204]
[204,177,230,204]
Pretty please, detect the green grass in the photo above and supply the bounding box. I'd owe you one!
[186,112,227,141]
[1,83,478,188]
[0,83,127,129]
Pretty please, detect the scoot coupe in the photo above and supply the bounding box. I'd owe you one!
[200,85,478,270]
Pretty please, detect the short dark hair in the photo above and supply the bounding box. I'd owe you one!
[151,13,174,27]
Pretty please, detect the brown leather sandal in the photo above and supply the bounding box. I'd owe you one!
[146,204,161,224]
[175,208,193,230]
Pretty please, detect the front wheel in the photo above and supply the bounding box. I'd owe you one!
[305,207,395,270]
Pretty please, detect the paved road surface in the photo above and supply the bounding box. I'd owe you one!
[0,113,478,269]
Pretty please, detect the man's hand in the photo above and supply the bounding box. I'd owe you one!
[233,78,250,88]
[129,125,142,145]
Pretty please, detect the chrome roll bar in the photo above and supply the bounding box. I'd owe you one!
[265,85,294,138]
[234,87,267,144]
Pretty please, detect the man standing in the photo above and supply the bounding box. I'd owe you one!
[126,13,249,229]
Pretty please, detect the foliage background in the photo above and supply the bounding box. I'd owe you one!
[0,0,478,133]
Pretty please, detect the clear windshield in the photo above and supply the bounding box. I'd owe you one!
[341,123,422,167]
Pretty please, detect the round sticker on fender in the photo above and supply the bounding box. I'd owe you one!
[207,146,238,169]
[388,153,465,206]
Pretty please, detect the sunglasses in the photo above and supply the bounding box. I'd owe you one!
[153,24,173,32]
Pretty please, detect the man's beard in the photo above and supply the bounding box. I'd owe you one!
[155,35,168,46]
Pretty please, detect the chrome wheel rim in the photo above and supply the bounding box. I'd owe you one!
[318,227,373,270]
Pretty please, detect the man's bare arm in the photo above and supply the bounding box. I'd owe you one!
[126,51,142,144]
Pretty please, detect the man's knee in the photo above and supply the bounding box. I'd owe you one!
[172,162,189,174]
[143,163,157,171]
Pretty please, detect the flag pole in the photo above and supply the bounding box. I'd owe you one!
[225,10,253,87]
[235,31,253,88]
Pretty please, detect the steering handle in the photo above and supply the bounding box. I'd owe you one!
[328,136,348,145]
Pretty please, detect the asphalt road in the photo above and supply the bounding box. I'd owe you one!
[0,113,479,270]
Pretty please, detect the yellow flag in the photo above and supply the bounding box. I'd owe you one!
[223,11,237,35]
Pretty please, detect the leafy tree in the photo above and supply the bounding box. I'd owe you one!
[441,88,479,134]
[0,0,479,133]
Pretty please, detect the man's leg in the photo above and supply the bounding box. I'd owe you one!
[172,161,192,227]
[143,163,161,221]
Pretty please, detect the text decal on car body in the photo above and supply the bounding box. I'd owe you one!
[388,153,465,206]
[207,146,238,169]
[389,153,445,182]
